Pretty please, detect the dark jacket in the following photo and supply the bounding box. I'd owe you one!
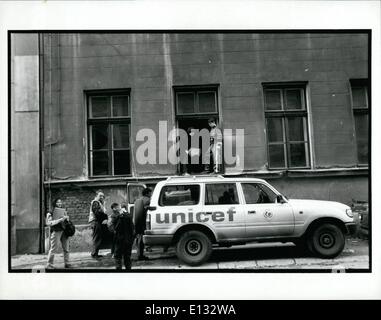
[91,200,108,223]
[133,196,150,234]
[109,212,135,244]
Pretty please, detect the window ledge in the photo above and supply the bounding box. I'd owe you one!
[44,167,369,188]
[225,167,369,178]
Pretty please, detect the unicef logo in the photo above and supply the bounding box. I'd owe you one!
[264,210,273,219]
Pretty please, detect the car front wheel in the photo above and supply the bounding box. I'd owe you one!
[176,230,212,266]
[310,223,345,258]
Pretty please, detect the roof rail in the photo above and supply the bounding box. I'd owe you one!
[166,174,224,181]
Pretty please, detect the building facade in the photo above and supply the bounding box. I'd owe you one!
[11,32,369,253]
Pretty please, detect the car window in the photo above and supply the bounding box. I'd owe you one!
[242,183,277,204]
[205,183,239,205]
[159,185,200,206]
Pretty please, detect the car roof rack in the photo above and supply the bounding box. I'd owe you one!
[166,175,224,181]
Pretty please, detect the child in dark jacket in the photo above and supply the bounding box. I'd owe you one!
[108,203,135,270]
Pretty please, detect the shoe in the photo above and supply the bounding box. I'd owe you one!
[91,254,103,259]
[64,263,73,268]
[46,264,55,269]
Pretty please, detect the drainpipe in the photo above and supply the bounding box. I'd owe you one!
[38,33,45,253]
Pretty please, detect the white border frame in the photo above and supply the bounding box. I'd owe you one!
[1,0,380,300]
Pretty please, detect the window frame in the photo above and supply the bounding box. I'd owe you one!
[174,85,219,118]
[204,182,240,206]
[241,182,278,205]
[86,89,132,177]
[350,79,369,166]
[263,83,311,170]
[158,184,201,207]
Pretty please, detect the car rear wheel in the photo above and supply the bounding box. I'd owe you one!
[176,230,212,266]
[310,223,345,258]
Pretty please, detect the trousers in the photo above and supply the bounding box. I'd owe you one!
[91,221,103,256]
[47,230,69,267]
[135,233,145,259]
[114,240,133,270]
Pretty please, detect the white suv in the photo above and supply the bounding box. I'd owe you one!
[142,175,356,266]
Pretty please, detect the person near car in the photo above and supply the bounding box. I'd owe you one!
[46,198,71,269]
[204,117,222,174]
[88,190,108,258]
[108,203,135,270]
[133,188,152,260]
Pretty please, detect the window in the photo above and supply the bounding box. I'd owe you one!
[205,183,239,205]
[87,90,131,176]
[176,88,218,115]
[242,183,277,204]
[159,185,200,206]
[263,84,310,169]
[351,80,369,165]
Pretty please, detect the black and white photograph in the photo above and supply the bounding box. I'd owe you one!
[9,30,371,273]
[1,0,380,301]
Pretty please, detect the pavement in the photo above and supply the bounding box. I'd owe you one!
[11,237,369,271]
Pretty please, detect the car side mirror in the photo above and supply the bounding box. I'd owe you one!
[276,195,286,204]
[147,206,157,211]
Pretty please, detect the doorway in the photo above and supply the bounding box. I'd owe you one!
[177,117,212,174]
[174,86,221,175]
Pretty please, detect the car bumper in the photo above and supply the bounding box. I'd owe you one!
[143,234,173,246]
[345,222,358,235]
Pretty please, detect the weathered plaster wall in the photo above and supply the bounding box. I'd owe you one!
[43,33,368,179]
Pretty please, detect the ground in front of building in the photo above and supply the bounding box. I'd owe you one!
[10,238,369,271]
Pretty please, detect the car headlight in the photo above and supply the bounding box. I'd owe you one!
[346,208,354,218]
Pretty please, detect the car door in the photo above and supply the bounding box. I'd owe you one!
[126,182,146,216]
[239,182,295,239]
[202,182,246,241]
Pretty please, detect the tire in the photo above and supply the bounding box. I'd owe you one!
[309,223,345,259]
[176,230,212,266]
